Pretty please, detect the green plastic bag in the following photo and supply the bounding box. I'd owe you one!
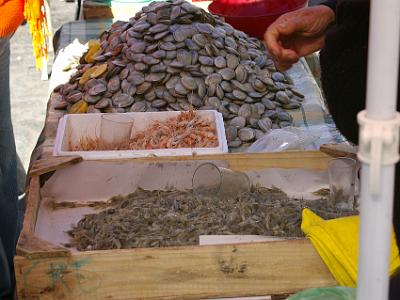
[287,287,356,300]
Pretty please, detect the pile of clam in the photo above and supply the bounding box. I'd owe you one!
[52,0,304,147]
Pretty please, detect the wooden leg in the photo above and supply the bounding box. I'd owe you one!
[44,0,53,47]
[76,0,82,20]
[42,0,52,80]
[40,57,48,81]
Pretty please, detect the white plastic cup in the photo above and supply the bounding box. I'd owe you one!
[192,162,251,198]
[328,157,357,209]
[100,114,134,147]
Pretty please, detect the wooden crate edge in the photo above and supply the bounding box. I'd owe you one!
[17,176,71,259]
[89,150,331,171]
[17,151,331,258]
[20,176,40,235]
[15,239,336,300]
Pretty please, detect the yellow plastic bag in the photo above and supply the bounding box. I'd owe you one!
[301,208,400,287]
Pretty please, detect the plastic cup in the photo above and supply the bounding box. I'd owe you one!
[192,162,251,198]
[100,114,133,147]
[328,157,357,209]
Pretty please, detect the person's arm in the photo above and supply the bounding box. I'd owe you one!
[321,0,338,13]
[264,5,335,70]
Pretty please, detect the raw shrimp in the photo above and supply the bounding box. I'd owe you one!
[70,110,218,151]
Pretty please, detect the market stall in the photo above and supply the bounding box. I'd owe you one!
[15,1,368,299]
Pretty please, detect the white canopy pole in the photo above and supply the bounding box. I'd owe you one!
[357,0,400,299]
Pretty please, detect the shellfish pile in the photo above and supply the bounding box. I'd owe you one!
[52,0,304,148]
[66,187,356,251]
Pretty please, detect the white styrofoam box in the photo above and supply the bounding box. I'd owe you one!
[53,111,228,159]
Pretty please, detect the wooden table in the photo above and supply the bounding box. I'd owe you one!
[20,18,346,299]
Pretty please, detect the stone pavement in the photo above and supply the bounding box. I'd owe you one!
[10,0,77,171]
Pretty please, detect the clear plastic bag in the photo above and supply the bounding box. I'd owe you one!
[246,125,345,153]
[287,287,356,300]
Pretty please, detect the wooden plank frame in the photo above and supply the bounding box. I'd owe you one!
[15,151,336,300]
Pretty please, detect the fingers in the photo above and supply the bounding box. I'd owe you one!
[275,61,296,72]
[264,23,282,59]
[277,47,300,64]
[264,15,301,69]
[264,17,295,58]
[267,43,300,71]
[265,32,299,69]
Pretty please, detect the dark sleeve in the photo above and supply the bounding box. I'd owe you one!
[319,3,400,298]
[319,0,370,145]
[321,0,338,12]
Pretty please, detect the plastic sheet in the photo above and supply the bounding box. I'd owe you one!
[246,125,345,153]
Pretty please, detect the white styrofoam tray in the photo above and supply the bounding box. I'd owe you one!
[53,111,228,159]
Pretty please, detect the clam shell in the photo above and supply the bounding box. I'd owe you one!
[238,128,255,142]
[130,101,147,112]
[112,93,134,108]
[95,98,112,109]
[258,117,273,132]
[214,56,226,69]
[230,116,246,128]
[232,90,247,100]
[219,68,235,81]
[225,126,238,142]
[88,83,107,96]
[181,76,197,90]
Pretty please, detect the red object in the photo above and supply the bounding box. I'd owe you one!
[0,0,24,37]
[208,0,308,40]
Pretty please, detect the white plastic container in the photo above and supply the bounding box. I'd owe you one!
[53,111,228,160]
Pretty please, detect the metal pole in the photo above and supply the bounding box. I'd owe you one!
[357,0,400,299]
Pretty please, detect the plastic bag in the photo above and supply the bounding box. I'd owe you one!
[246,125,346,153]
[246,126,319,152]
[286,287,356,300]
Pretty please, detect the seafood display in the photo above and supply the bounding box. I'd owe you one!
[52,0,304,148]
[130,109,218,149]
[70,110,218,150]
[66,187,356,251]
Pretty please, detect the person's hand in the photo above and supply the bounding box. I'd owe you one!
[264,6,335,71]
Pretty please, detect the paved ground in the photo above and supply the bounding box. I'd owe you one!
[10,0,77,172]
